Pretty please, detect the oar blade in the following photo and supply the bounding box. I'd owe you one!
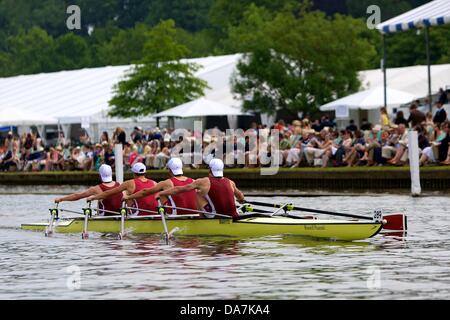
[382,213,407,234]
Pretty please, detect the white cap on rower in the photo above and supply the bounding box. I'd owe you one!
[209,158,224,178]
[99,164,113,183]
[131,162,147,174]
[167,158,183,176]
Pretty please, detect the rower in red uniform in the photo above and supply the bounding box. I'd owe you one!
[55,164,123,216]
[123,158,197,215]
[88,162,158,216]
[158,159,245,219]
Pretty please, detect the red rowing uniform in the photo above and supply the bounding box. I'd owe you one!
[166,177,197,215]
[204,177,238,218]
[98,182,123,216]
[130,178,158,216]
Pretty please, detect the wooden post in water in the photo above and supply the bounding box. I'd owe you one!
[114,144,124,183]
[408,130,421,197]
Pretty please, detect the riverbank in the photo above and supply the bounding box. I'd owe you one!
[1,166,449,191]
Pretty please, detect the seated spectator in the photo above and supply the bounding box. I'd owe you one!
[420,122,450,165]
[100,131,110,145]
[382,124,408,165]
[45,146,64,171]
[274,120,286,132]
[344,130,365,167]
[386,124,409,165]
[305,130,332,167]
[144,140,160,168]
[360,125,382,166]
[154,147,170,169]
[103,143,115,168]
[71,146,90,171]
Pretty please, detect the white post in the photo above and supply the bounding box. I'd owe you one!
[114,144,124,183]
[408,130,421,197]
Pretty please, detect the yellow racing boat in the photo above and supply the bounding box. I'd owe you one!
[21,215,383,241]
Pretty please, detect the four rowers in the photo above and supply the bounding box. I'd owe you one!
[63,158,245,219]
[55,164,123,216]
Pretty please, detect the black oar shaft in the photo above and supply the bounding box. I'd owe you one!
[246,201,372,221]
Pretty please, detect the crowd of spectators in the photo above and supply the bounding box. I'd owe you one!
[1,101,449,172]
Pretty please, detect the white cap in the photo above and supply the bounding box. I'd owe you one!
[99,164,113,183]
[167,158,183,176]
[131,162,147,175]
[209,158,224,178]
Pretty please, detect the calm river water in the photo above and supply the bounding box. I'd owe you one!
[0,190,449,300]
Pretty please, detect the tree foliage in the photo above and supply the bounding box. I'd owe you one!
[108,20,208,118]
[230,4,377,115]
[0,0,447,80]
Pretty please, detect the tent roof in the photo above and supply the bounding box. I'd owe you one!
[0,107,57,126]
[0,54,243,125]
[320,86,417,111]
[377,0,450,34]
[154,98,251,118]
[358,63,450,97]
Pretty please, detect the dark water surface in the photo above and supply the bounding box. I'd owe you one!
[0,191,449,299]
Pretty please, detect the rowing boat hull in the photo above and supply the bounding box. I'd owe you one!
[21,216,383,241]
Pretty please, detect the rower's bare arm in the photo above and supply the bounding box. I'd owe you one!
[124,181,169,201]
[87,182,128,201]
[230,180,245,204]
[55,187,98,203]
[159,179,204,197]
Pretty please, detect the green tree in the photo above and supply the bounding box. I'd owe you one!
[53,33,92,70]
[7,27,56,75]
[146,0,214,32]
[95,23,149,65]
[108,20,208,124]
[230,4,377,115]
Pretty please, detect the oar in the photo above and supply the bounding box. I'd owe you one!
[245,201,407,231]
[46,203,59,237]
[157,198,170,244]
[118,203,127,240]
[82,202,93,240]
[246,201,374,221]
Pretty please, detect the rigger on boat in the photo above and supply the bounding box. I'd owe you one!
[21,158,407,242]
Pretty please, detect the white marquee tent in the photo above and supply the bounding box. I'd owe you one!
[359,64,450,98]
[320,87,417,111]
[0,107,57,126]
[154,98,248,118]
[0,54,244,140]
[320,64,450,127]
